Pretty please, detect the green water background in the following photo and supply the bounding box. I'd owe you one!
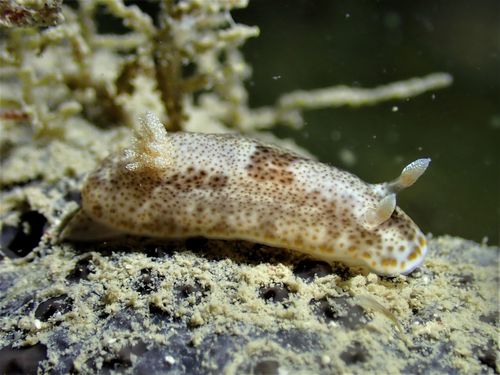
[234,0,500,245]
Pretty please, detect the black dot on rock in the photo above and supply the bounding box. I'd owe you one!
[149,303,172,320]
[34,295,73,322]
[2,211,47,258]
[66,256,94,282]
[340,341,369,365]
[174,280,208,304]
[253,359,280,375]
[0,343,47,375]
[134,268,164,294]
[474,340,497,372]
[293,259,333,282]
[311,296,369,329]
[177,284,197,298]
[478,350,497,372]
[259,284,290,303]
[457,273,474,287]
[479,312,498,326]
[322,303,339,321]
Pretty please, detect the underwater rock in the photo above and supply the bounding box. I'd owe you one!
[2,211,47,258]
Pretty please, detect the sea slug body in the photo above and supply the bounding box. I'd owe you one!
[63,112,431,276]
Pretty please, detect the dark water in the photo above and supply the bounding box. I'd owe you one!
[235,0,500,245]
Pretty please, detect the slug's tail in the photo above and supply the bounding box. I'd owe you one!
[60,209,124,241]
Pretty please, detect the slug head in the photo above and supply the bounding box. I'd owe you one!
[364,207,428,276]
[359,158,430,275]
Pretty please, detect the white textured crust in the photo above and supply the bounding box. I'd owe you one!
[77,115,428,275]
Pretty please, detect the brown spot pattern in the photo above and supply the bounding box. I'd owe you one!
[246,145,299,184]
[79,129,427,276]
[163,167,227,192]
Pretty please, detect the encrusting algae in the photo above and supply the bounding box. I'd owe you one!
[0,1,498,374]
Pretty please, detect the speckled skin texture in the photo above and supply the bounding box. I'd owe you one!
[74,114,428,275]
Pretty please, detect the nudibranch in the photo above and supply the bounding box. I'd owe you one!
[62,112,431,276]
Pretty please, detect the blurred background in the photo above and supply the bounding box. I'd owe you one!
[234,0,500,245]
